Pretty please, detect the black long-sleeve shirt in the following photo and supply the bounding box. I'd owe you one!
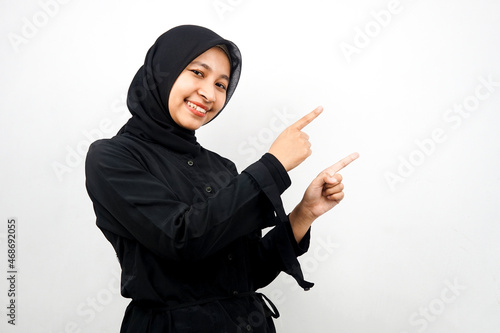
[85,132,311,332]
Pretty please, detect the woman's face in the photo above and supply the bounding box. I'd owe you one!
[168,47,231,130]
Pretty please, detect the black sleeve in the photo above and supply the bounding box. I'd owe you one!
[246,154,314,291]
[250,217,312,290]
[85,142,290,262]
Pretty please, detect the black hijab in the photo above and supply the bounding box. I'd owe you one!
[119,25,242,155]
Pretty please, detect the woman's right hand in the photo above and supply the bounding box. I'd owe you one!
[268,106,323,172]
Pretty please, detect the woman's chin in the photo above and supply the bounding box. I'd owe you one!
[182,121,203,131]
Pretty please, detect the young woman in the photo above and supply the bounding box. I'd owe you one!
[85,25,358,333]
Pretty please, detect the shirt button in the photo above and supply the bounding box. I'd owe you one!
[227,254,233,261]
[232,290,238,296]
[246,324,252,331]
[205,186,212,193]
[187,160,194,166]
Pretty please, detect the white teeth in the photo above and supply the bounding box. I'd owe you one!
[187,101,207,114]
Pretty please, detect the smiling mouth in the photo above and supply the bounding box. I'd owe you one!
[186,101,208,114]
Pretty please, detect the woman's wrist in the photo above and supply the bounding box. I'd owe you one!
[289,203,316,243]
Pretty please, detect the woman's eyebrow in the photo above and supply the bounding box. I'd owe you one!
[190,61,230,81]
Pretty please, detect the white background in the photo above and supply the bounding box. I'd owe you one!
[1,0,500,332]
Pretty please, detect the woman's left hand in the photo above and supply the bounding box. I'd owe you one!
[289,152,359,242]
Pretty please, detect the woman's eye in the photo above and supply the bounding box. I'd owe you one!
[191,69,203,77]
[216,83,227,90]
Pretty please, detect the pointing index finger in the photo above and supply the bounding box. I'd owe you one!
[292,106,323,130]
[326,152,360,176]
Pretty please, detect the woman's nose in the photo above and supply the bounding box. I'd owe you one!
[198,83,215,103]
